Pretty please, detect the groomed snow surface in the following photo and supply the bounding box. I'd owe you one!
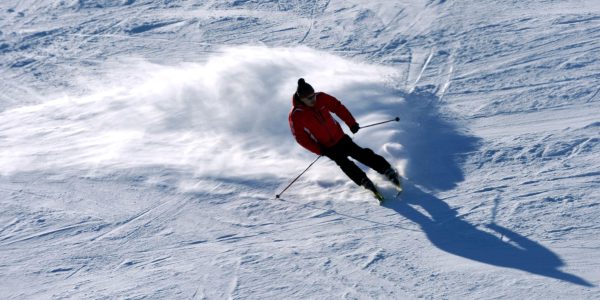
[1,0,599,299]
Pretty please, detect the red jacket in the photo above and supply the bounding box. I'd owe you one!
[288,92,358,155]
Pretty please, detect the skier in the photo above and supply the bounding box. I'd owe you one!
[288,78,402,201]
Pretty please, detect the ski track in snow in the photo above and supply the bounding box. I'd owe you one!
[1,0,600,299]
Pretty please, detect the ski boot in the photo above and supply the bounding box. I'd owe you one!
[361,178,384,203]
[384,168,403,194]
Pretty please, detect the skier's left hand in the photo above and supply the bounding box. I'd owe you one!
[350,123,360,134]
[319,144,331,157]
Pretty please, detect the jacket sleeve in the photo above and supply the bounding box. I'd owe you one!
[289,112,322,155]
[320,92,358,129]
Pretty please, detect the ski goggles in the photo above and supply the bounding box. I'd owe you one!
[300,93,316,102]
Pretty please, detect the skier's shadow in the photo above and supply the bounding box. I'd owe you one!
[370,90,593,286]
[385,184,593,287]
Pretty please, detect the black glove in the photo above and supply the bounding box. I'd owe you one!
[319,144,330,157]
[350,123,360,134]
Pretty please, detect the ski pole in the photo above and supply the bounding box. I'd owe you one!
[275,155,322,199]
[359,117,400,129]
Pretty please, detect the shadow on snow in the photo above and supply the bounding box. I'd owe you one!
[385,183,593,287]
[383,90,593,287]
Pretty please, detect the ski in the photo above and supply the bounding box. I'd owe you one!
[373,189,385,204]
[384,168,403,200]
[394,189,403,200]
[395,181,403,197]
[363,173,404,204]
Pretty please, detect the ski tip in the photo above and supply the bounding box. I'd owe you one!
[395,189,403,199]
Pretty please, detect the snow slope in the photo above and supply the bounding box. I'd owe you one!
[1,0,599,298]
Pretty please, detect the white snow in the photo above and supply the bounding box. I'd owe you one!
[1,0,599,299]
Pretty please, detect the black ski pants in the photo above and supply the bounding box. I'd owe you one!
[324,135,391,186]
